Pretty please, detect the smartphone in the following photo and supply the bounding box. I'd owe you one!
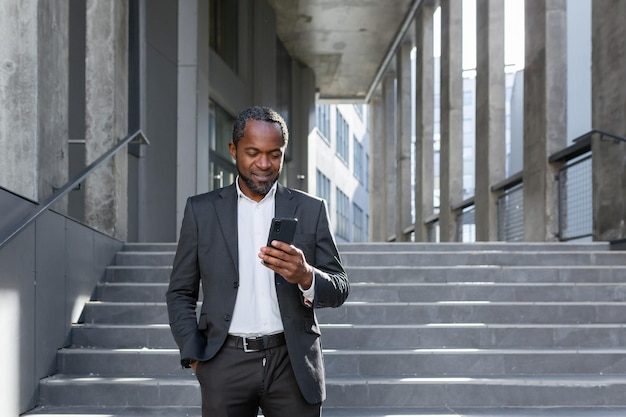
[266,217,298,247]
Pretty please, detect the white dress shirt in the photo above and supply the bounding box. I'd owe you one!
[229,179,316,336]
[229,180,281,335]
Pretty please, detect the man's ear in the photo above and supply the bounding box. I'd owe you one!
[228,142,236,160]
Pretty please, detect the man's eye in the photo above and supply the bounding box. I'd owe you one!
[271,153,282,159]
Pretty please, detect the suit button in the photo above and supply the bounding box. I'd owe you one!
[224,314,231,321]
[233,282,239,288]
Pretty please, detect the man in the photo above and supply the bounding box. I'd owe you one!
[166,106,349,417]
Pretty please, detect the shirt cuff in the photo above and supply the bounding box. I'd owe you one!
[298,271,316,307]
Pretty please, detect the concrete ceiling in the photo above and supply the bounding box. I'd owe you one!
[267,0,422,102]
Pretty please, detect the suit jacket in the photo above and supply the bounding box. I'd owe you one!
[166,182,349,404]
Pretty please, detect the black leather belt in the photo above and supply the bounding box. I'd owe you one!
[225,332,286,352]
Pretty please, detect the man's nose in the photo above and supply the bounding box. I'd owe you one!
[256,154,271,169]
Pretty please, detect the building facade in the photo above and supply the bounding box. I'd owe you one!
[310,104,370,242]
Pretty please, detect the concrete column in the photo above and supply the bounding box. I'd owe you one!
[177,0,201,235]
[84,0,129,240]
[474,0,505,241]
[382,72,397,241]
[439,0,463,242]
[369,94,386,241]
[252,0,277,108]
[396,42,413,241]
[0,1,69,209]
[414,4,435,242]
[591,0,626,241]
[523,0,567,241]
[287,64,316,192]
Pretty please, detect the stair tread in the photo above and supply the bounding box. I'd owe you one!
[41,373,626,386]
[23,405,626,417]
[59,347,626,354]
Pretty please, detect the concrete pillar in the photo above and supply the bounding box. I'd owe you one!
[0,1,69,209]
[177,0,201,236]
[523,0,567,241]
[84,0,129,240]
[591,0,626,241]
[369,94,386,241]
[382,72,397,241]
[414,4,435,242]
[474,0,505,241]
[396,42,413,241]
[439,0,463,242]
[287,64,316,192]
[252,0,277,108]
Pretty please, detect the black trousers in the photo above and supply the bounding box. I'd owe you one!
[195,342,322,417]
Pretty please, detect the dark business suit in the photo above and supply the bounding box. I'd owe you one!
[166,182,349,405]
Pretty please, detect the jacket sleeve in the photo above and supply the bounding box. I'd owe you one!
[166,198,205,364]
[310,199,350,309]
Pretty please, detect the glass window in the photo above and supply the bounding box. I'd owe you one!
[316,170,331,212]
[353,137,364,184]
[352,203,364,242]
[335,189,350,240]
[316,105,331,143]
[336,110,349,165]
[209,100,236,191]
[209,0,238,72]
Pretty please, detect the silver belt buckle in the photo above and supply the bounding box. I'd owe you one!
[242,337,258,353]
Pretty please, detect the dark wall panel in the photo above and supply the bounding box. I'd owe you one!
[0,187,122,414]
[35,211,68,378]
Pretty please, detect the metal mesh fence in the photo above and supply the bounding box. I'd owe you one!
[497,184,524,241]
[558,155,592,241]
[456,207,476,242]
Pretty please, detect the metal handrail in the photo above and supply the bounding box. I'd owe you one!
[0,129,149,249]
[549,129,626,163]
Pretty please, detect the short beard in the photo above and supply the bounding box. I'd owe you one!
[239,172,277,196]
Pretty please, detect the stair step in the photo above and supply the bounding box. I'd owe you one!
[321,324,626,349]
[71,324,177,348]
[338,242,612,252]
[349,282,626,302]
[346,266,626,283]
[318,301,626,325]
[324,348,626,376]
[22,405,626,417]
[38,374,626,408]
[95,283,168,302]
[70,323,626,349]
[114,252,175,266]
[325,375,626,407]
[81,301,626,325]
[122,243,178,252]
[92,281,626,302]
[105,266,172,283]
[39,375,199,407]
[340,251,626,267]
[102,264,626,284]
[56,347,626,376]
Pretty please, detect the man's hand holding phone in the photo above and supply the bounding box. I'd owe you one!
[259,218,313,289]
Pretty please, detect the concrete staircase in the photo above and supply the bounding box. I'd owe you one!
[24,242,626,416]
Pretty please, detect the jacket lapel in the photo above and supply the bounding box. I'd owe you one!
[215,184,239,271]
[275,183,297,219]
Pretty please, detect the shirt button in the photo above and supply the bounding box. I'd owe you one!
[233,281,239,288]
[224,314,231,321]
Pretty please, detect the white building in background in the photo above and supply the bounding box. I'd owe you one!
[309,104,370,243]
